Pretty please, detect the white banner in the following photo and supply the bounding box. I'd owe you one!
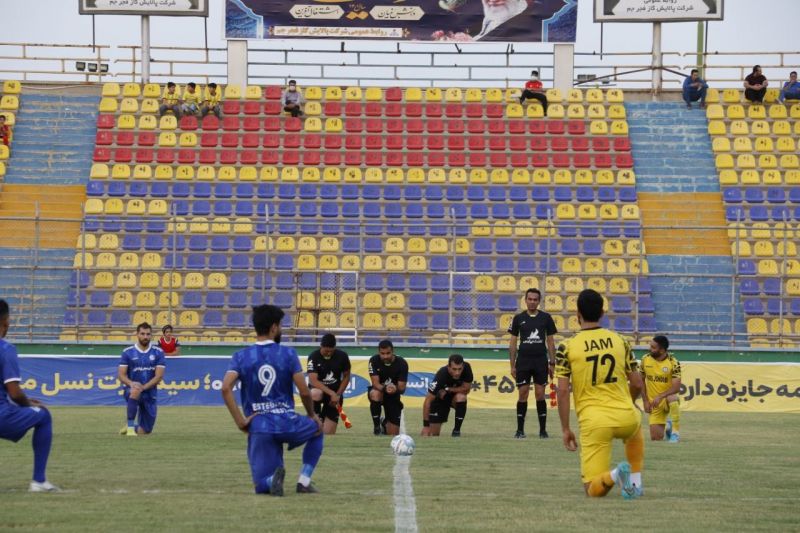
[594,0,724,22]
[78,0,209,16]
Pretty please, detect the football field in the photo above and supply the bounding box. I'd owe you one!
[1,407,797,532]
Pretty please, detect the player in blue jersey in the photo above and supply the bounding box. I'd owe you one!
[222,305,324,496]
[117,322,166,436]
[0,299,59,492]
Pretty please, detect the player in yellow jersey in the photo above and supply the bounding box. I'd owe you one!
[640,335,682,443]
[159,81,182,119]
[555,289,645,499]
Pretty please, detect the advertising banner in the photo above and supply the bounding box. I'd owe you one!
[594,0,723,22]
[79,0,209,17]
[225,0,577,42]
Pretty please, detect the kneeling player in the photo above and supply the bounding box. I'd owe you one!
[422,354,473,437]
[368,340,408,436]
[118,322,165,436]
[640,335,682,443]
[307,333,351,435]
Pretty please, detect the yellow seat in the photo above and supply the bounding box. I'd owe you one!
[546,104,565,118]
[304,86,322,100]
[184,273,204,289]
[609,277,629,294]
[590,120,609,135]
[469,169,488,184]
[121,83,140,98]
[101,82,120,97]
[567,104,585,118]
[428,238,448,254]
[621,205,639,220]
[610,121,628,135]
[342,167,361,183]
[280,166,299,182]
[407,256,427,271]
[120,97,139,114]
[754,137,773,152]
[544,295,564,312]
[504,88,522,102]
[607,104,626,119]
[362,255,382,271]
[604,239,624,256]
[112,291,133,308]
[140,99,158,114]
[731,120,750,135]
[138,272,159,289]
[722,89,740,103]
[556,204,575,219]
[386,255,405,271]
[297,236,317,252]
[790,104,800,119]
[103,198,123,215]
[150,165,171,180]
[362,313,383,329]
[764,88,780,103]
[606,89,624,103]
[339,255,359,271]
[444,88,462,102]
[761,170,781,184]
[757,154,777,169]
[526,104,544,118]
[786,170,800,184]
[324,117,343,133]
[244,85,262,99]
[402,87,421,102]
[98,234,119,250]
[178,311,199,328]
[719,170,738,185]
[704,87,719,103]
[323,86,342,100]
[385,168,404,183]
[222,84,241,99]
[562,258,581,273]
[304,101,321,116]
[605,258,626,274]
[95,252,116,268]
[705,104,724,119]
[158,132,176,147]
[532,169,551,184]
[111,164,131,179]
[179,132,197,147]
[159,115,177,130]
[578,205,597,220]
[586,89,603,103]
[715,154,734,169]
[565,88,583,102]
[142,83,161,98]
[506,103,523,118]
[712,137,731,152]
[424,87,442,102]
[494,221,512,237]
[545,276,561,293]
[747,318,768,335]
[344,87,362,101]
[118,252,139,269]
[2,80,21,94]
[295,311,314,329]
[600,204,619,220]
[385,293,406,310]
[545,88,563,102]
[588,104,607,119]
[138,115,156,130]
[769,104,787,119]
[407,238,426,253]
[115,114,135,130]
[777,137,796,152]
[465,88,483,102]
[511,169,530,184]
[209,273,228,289]
[275,236,295,252]
[90,163,109,179]
[780,154,800,169]
[475,275,495,292]
[448,168,467,183]
[99,97,118,113]
[748,105,766,119]
[135,291,156,308]
[732,136,752,152]
[757,260,778,275]
[321,167,341,183]
[92,271,113,288]
[365,168,382,183]
[485,88,503,102]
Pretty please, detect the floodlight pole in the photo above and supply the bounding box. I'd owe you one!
[142,15,151,84]
[651,22,662,97]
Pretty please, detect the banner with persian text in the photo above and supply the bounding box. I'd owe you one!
[594,0,724,22]
[225,0,577,42]
[17,356,800,413]
[78,0,209,16]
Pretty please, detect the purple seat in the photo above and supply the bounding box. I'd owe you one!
[204,311,224,328]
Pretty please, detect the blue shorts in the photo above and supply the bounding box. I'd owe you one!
[0,405,50,442]
[247,416,319,484]
[125,392,158,434]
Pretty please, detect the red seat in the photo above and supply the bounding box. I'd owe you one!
[489,137,506,151]
[486,120,503,134]
[96,114,114,129]
[486,104,504,118]
[302,151,320,165]
[465,104,483,118]
[490,153,507,167]
[592,137,610,151]
[404,153,423,167]
[448,137,465,151]
[261,150,279,164]
[243,101,260,115]
[240,151,258,165]
[199,149,216,164]
[220,150,237,165]
[386,87,402,101]
[242,133,260,148]
[567,120,585,135]
[114,148,132,163]
[264,102,282,115]
[509,137,526,151]
[156,149,174,164]
[93,148,111,162]
[427,153,445,167]
[530,137,547,151]
[445,104,462,118]
[426,119,444,134]
[264,86,282,100]
[511,154,528,167]
[324,135,342,150]
[572,137,590,151]
[324,152,341,166]
[386,135,403,150]
[344,152,362,166]
[324,101,342,116]
[553,154,571,168]
[200,133,218,147]
[136,132,154,146]
[406,119,424,133]
[529,120,546,134]
[469,153,487,167]
[284,117,301,132]
[282,151,300,165]
[427,136,444,150]
[365,103,382,117]
[304,134,321,149]
[468,137,485,151]
[223,101,241,114]
[222,117,241,131]
[95,131,113,146]
[201,116,219,130]
[407,135,424,150]
[594,154,612,168]
[345,118,362,133]
[365,135,382,150]
[507,120,525,134]
[221,133,240,147]
[366,152,384,166]
[365,119,383,133]
[283,134,301,148]
[615,154,634,168]
[387,119,404,133]
[548,121,565,135]
[179,116,198,130]
[579,154,597,167]
[551,137,569,151]
[405,103,423,117]
[531,154,549,167]
[243,117,260,131]
[345,102,362,117]
[263,117,281,132]
[345,134,362,150]
[425,103,442,117]
[448,152,465,167]
[613,137,631,151]
[113,132,134,146]
[447,119,464,134]
[135,149,153,164]
[385,103,402,117]
[178,149,196,164]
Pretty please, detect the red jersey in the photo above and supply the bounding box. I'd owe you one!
[0,125,10,146]
[525,80,543,91]
[159,336,180,355]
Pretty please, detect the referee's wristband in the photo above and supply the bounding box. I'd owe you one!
[423,420,430,427]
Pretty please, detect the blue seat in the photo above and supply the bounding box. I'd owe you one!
[189,236,208,251]
[320,204,338,218]
[318,184,337,200]
[454,314,474,329]
[750,206,768,222]
[431,275,449,291]
[231,254,250,270]
[562,239,580,255]
[614,316,633,332]
[100,218,121,232]
[299,184,317,200]
[69,271,90,289]
[86,181,104,196]
[477,295,496,311]
[278,203,296,217]
[791,299,800,316]
[187,254,206,269]
[274,255,294,270]
[87,310,106,326]
[110,311,129,327]
[623,223,640,239]
[227,312,247,328]
[206,293,225,308]
[737,260,756,275]
[619,187,637,202]
[789,188,800,203]
[430,257,450,272]
[428,205,445,220]
[496,239,514,254]
[509,186,527,202]
[364,223,384,236]
[432,313,449,330]
[299,203,316,217]
[473,257,492,272]
[425,186,444,201]
[151,182,169,198]
[90,291,110,307]
[601,225,622,238]
[107,182,126,197]
[539,239,558,254]
[517,239,536,254]
[612,297,633,313]
[183,292,202,308]
[364,238,382,253]
[362,185,380,200]
[766,299,784,315]
[364,274,383,291]
[518,258,537,273]
[409,294,429,310]
[451,205,468,219]
[165,235,185,251]
[385,204,402,219]
[121,235,141,251]
[232,236,250,252]
[387,274,406,291]
[554,186,572,202]
[236,183,254,198]
[322,223,340,235]
[723,188,743,203]
[164,254,185,268]
[384,185,402,201]
[513,204,531,219]
[230,273,249,290]
[492,204,510,219]
[298,273,316,290]
[454,295,473,311]
[341,184,359,200]
[214,183,233,199]
[498,295,518,312]
[583,241,602,256]
[446,186,464,202]
[409,314,429,329]
[204,311,224,328]
[535,205,554,220]
[558,223,578,237]
[471,204,489,219]
[743,299,764,315]
[578,223,599,238]
[638,316,656,332]
[63,310,78,326]
[193,183,211,198]
[363,203,381,218]
[488,186,505,202]
[273,293,293,309]
[409,275,427,291]
[342,237,360,253]
[234,201,253,217]
[597,187,615,203]
[453,274,471,292]
[769,206,790,222]
[638,296,655,313]
[275,272,293,290]
[477,314,497,330]
[763,278,781,296]
[541,258,559,273]
[257,184,275,199]
[211,236,229,251]
[192,201,211,216]
[531,186,549,202]
[455,257,470,271]
[474,239,492,254]
[406,204,424,219]
[744,188,765,203]
[431,294,449,310]
[633,277,652,294]
[67,290,86,307]
[576,187,594,202]
[278,184,296,199]
[740,279,759,295]
[342,203,359,218]
[317,273,336,290]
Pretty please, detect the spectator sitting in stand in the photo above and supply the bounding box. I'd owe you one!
[682,69,709,109]
[743,65,768,104]
[201,82,222,119]
[281,80,304,117]
[519,70,548,112]
[779,71,800,103]
[181,82,203,117]
[159,82,182,118]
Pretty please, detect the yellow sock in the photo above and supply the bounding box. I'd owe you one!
[587,472,615,497]
[670,400,681,433]
[624,427,645,473]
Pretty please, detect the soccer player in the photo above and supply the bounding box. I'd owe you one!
[555,289,645,499]
[307,333,351,435]
[368,339,408,436]
[640,335,682,443]
[221,305,323,495]
[117,322,166,436]
[0,299,59,492]
[421,354,473,437]
[508,288,557,439]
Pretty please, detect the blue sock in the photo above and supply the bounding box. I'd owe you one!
[298,433,324,486]
[255,473,274,494]
[126,398,138,427]
[32,408,52,483]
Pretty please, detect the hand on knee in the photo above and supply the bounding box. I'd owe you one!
[310,389,323,402]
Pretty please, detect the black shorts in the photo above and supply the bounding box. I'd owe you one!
[369,386,404,425]
[314,392,342,423]
[516,358,549,387]
[429,394,454,424]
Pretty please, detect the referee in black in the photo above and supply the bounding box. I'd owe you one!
[508,288,557,439]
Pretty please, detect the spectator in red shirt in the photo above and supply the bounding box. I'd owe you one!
[0,115,10,146]
[743,65,768,104]
[519,70,548,112]
[158,325,181,356]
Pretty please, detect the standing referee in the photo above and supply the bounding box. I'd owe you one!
[508,288,557,439]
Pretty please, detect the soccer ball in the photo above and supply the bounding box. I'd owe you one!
[390,434,415,456]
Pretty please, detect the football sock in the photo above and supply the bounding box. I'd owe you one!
[299,433,324,486]
[313,401,322,417]
[536,400,547,432]
[32,409,52,483]
[624,427,645,474]
[588,472,615,497]
[516,401,527,433]
[370,400,382,428]
[670,400,681,433]
[126,398,138,427]
[453,401,467,431]
[255,473,275,494]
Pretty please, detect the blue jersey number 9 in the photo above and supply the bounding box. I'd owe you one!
[258,364,277,397]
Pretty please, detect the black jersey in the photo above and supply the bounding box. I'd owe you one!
[428,362,474,396]
[306,349,351,391]
[508,311,557,370]
[368,354,409,389]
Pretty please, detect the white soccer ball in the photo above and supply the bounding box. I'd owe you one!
[390,434,415,456]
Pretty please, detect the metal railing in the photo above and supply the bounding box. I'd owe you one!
[1,211,796,348]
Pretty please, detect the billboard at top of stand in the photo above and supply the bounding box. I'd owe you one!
[78,0,209,16]
[224,0,578,42]
[595,0,724,22]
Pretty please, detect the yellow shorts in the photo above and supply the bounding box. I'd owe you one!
[648,400,670,426]
[579,409,642,483]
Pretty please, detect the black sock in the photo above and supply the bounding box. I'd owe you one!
[313,401,322,417]
[370,400,381,428]
[453,401,467,431]
[516,401,527,433]
[537,400,547,433]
